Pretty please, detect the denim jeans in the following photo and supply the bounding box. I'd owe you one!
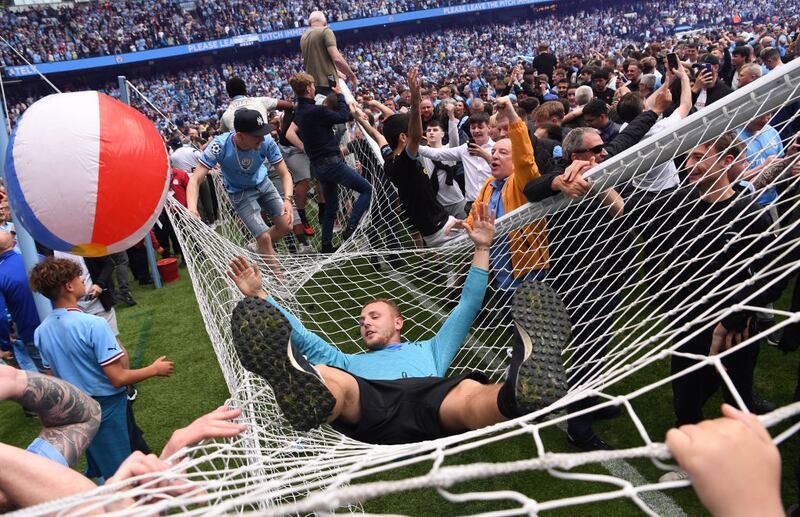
[314,159,372,248]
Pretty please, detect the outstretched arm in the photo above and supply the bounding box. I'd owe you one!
[429,203,494,373]
[353,108,388,147]
[406,67,423,157]
[0,366,101,467]
[227,257,349,368]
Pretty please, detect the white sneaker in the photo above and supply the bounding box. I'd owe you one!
[659,469,689,482]
[298,244,316,254]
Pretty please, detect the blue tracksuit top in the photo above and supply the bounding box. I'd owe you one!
[267,265,488,380]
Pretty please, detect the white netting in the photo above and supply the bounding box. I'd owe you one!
[13,60,800,516]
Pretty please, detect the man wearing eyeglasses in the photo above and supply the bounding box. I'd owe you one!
[517,80,674,453]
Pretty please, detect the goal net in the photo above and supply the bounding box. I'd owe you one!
[16,58,800,516]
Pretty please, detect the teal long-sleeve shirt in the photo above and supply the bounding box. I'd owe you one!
[266,266,488,380]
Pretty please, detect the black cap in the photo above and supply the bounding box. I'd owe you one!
[233,108,272,136]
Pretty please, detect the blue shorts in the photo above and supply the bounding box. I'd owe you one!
[86,390,131,482]
[229,177,284,238]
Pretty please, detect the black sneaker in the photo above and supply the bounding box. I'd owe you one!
[320,245,338,254]
[121,293,137,307]
[508,280,570,415]
[341,226,356,242]
[750,394,777,415]
[127,385,138,402]
[566,432,615,451]
[231,298,335,431]
[767,327,783,347]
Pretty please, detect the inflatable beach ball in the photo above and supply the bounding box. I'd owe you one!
[5,91,169,257]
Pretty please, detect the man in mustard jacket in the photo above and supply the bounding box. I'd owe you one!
[454,96,550,291]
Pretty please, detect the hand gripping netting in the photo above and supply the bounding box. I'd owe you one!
[15,61,800,516]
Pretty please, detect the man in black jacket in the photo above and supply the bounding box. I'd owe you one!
[290,72,373,253]
[520,86,672,451]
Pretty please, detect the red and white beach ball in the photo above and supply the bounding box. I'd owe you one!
[5,91,169,257]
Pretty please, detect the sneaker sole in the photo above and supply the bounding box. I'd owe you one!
[231,298,335,432]
[511,281,571,414]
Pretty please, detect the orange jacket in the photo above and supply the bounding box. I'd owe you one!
[467,119,549,276]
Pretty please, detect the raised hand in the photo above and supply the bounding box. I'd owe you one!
[451,202,496,248]
[227,256,264,297]
[407,67,421,104]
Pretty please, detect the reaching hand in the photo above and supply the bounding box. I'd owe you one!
[151,356,174,377]
[451,202,496,248]
[444,102,456,119]
[554,174,591,198]
[665,404,782,517]
[161,406,246,461]
[227,256,264,297]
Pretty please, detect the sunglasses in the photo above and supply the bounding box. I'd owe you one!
[575,144,605,155]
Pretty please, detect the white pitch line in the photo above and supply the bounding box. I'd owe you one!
[389,268,685,516]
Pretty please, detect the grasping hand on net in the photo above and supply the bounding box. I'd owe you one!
[227,256,264,297]
[665,404,782,517]
[161,406,246,462]
[554,160,593,198]
[104,451,198,511]
[450,202,496,247]
[709,320,750,355]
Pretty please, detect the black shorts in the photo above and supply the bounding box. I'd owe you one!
[331,371,488,445]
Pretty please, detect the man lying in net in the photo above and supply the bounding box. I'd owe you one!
[227,202,571,444]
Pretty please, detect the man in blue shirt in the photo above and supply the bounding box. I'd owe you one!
[290,72,372,253]
[30,257,174,481]
[227,203,570,444]
[188,109,294,273]
[0,231,41,371]
[737,113,785,206]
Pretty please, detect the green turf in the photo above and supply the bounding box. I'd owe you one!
[2,261,799,516]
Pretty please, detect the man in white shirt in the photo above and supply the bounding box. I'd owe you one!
[418,118,466,218]
[219,77,293,133]
[616,66,692,198]
[417,111,494,216]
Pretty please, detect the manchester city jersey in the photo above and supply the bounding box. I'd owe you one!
[199,132,284,193]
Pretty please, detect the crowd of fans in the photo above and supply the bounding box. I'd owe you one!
[0,0,474,66]
[7,0,798,131]
[2,0,800,513]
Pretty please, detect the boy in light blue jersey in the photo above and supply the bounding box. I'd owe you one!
[30,257,174,481]
[188,108,294,272]
[228,203,571,444]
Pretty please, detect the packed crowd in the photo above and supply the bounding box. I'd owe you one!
[2,1,800,515]
[0,0,474,66]
[7,0,799,131]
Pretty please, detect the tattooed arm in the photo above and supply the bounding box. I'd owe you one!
[0,365,101,467]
